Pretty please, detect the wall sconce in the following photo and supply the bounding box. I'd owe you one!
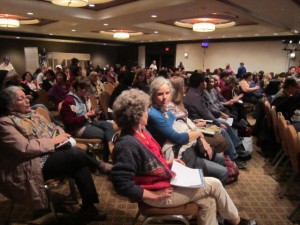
[290,51,296,59]
[184,52,188,58]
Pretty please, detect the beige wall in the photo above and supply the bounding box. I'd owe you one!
[176,41,300,74]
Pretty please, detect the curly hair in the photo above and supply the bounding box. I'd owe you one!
[112,89,149,130]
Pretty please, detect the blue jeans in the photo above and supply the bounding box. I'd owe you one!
[203,153,228,185]
[220,128,239,160]
[81,120,114,162]
[217,119,242,148]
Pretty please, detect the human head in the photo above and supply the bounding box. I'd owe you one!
[89,71,98,83]
[134,70,146,83]
[149,76,173,107]
[22,71,33,82]
[3,56,10,65]
[72,76,91,96]
[113,89,150,131]
[189,72,205,89]
[0,86,30,115]
[169,76,184,105]
[55,71,67,83]
[240,62,244,66]
[55,65,63,72]
[3,70,21,88]
[244,72,253,81]
[205,77,215,90]
[289,66,296,74]
[282,77,299,95]
[44,70,55,81]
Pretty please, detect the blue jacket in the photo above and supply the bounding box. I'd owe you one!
[147,107,189,146]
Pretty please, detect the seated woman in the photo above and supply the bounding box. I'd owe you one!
[239,72,262,105]
[22,71,38,92]
[146,77,228,184]
[60,76,114,164]
[111,88,256,225]
[48,71,70,110]
[0,86,106,221]
[169,76,245,167]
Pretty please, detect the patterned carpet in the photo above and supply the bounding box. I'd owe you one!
[0,139,299,225]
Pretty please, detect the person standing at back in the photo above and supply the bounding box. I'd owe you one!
[0,56,15,72]
[236,62,246,79]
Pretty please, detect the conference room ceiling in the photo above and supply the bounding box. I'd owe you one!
[0,0,299,44]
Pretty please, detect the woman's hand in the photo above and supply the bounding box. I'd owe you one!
[194,119,206,127]
[220,113,229,119]
[143,187,174,200]
[174,158,186,166]
[201,138,213,160]
[52,133,70,145]
[166,158,186,167]
[85,110,95,119]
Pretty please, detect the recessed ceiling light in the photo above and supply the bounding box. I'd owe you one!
[49,33,53,35]
[208,36,212,39]
[16,36,20,39]
[154,31,158,34]
[149,40,153,42]
[151,15,157,18]
[255,34,260,36]
[289,40,293,43]
[273,33,278,36]
[89,4,95,7]
[222,35,226,38]
[72,29,76,32]
[103,23,108,26]
[237,34,242,37]
[27,12,34,15]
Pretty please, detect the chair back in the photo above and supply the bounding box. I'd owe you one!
[89,95,99,111]
[103,83,115,95]
[286,125,300,174]
[264,100,272,128]
[36,106,51,122]
[277,112,289,155]
[35,89,54,109]
[99,91,111,120]
[271,106,280,143]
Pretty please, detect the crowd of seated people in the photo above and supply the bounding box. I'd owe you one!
[1,56,300,225]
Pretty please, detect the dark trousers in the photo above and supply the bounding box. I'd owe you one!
[81,120,114,161]
[42,147,99,207]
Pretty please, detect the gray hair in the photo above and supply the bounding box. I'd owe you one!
[149,76,173,105]
[112,89,150,130]
[0,86,23,115]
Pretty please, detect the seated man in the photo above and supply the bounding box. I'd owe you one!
[0,86,106,221]
[184,72,250,166]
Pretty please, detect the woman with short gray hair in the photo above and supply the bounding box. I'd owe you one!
[111,88,256,225]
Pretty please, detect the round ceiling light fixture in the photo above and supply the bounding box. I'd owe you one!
[193,22,215,32]
[0,18,20,28]
[113,32,130,39]
[51,0,89,7]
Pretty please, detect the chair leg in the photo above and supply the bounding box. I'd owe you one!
[44,184,58,222]
[271,149,283,165]
[288,202,300,223]
[5,200,14,225]
[132,209,140,225]
[278,171,297,198]
[68,178,78,204]
[269,152,286,175]
[274,158,290,180]
[141,215,190,225]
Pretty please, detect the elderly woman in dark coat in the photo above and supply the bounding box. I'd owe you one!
[0,86,106,221]
[111,88,256,225]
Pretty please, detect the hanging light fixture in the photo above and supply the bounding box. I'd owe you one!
[113,32,130,39]
[51,0,89,7]
[0,18,20,28]
[193,22,215,32]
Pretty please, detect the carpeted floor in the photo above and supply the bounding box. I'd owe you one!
[0,138,299,225]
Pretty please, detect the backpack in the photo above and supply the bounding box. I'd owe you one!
[224,155,239,184]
